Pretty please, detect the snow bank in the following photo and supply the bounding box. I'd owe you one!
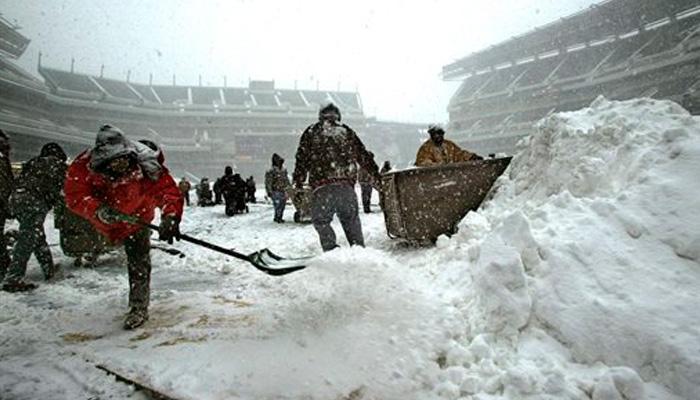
[452,97,700,399]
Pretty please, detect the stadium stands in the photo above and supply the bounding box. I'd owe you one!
[41,67,101,95]
[443,0,700,155]
[277,90,306,107]
[130,83,160,103]
[252,92,278,107]
[152,85,189,105]
[94,77,142,104]
[0,15,423,177]
[222,88,251,106]
[191,87,221,105]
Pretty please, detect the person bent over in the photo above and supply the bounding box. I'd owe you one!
[65,125,183,329]
[293,103,379,251]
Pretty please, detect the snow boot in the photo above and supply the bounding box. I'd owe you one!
[2,280,38,292]
[44,264,61,281]
[123,308,149,330]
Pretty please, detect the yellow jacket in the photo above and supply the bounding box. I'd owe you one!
[415,139,479,167]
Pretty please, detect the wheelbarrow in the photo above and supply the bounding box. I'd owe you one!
[380,157,511,244]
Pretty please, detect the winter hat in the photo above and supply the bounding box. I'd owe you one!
[225,165,233,175]
[272,153,284,166]
[40,142,67,161]
[427,125,445,136]
[90,124,136,170]
[318,102,341,121]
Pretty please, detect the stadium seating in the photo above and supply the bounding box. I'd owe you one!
[192,87,222,105]
[153,85,189,105]
[277,90,306,107]
[444,0,700,155]
[222,88,251,106]
[252,92,278,107]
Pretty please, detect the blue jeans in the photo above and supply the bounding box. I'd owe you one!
[271,191,286,221]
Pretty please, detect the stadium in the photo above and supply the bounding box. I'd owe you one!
[443,0,700,155]
[3,0,700,175]
[0,14,423,179]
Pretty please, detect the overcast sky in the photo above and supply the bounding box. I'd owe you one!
[2,0,598,123]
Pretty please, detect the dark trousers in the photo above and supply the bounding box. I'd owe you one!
[124,229,151,311]
[5,206,53,283]
[271,191,286,221]
[0,210,9,281]
[360,183,373,213]
[311,183,364,251]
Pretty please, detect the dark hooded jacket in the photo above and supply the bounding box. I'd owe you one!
[218,166,239,200]
[265,153,290,193]
[10,142,67,212]
[293,103,379,189]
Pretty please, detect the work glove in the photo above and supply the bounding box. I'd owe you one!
[96,205,121,225]
[158,215,181,244]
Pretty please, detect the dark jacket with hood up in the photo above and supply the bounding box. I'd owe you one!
[11,143,67,213]
[293,104,378,189]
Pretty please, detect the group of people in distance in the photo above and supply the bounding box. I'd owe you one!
[179,168,257,216]
[0,101,482,331]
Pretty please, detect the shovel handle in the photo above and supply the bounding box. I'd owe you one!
[116,213,251,263]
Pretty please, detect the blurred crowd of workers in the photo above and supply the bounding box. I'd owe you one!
[178,167,257,216]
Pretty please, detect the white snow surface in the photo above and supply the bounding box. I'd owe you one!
[1,97,698,399]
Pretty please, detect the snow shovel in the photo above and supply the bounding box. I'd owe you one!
[114,212,308,276]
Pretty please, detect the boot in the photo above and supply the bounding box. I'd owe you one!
[44,264,60,281]
[2,280,38,292]
[123,308,149,330]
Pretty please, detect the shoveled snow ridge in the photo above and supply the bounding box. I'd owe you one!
[445,97,699,398]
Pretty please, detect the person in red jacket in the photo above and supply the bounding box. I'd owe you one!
[65,125,183,329]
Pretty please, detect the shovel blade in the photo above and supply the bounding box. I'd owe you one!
[247,248,311,276]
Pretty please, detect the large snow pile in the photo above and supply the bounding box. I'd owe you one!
[442,96,700,399]
[0,97,698,400]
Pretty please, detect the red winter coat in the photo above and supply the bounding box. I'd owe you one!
[64,150,183,243]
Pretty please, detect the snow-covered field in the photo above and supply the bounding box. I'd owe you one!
[1,97,698,399]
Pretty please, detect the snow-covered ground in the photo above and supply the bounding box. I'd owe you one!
[1,97,698,399]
